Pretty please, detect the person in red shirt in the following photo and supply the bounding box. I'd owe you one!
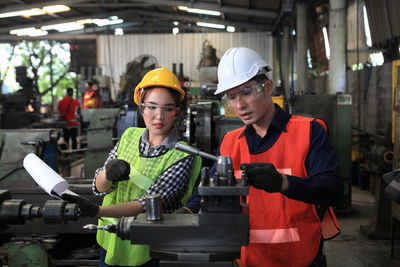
[58,88,81,149]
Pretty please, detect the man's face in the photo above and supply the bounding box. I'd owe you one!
[224,79,274,126]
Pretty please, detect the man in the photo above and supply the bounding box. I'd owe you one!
[58,87,80,149]
[184,47,343,267]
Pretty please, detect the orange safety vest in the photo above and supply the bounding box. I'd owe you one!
[83,90,100,109]
[220,115,340,267]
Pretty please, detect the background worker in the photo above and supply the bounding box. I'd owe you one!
[57,87,80,149]
[63,67,201,267]
[182,47,343,267]
[83,79,102,109]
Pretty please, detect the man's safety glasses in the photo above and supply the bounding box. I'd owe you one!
[223,83,264,106]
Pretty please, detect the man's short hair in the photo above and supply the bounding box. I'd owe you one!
[67,88,74,96]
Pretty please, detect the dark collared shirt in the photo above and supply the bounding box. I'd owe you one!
[186,105,343,211]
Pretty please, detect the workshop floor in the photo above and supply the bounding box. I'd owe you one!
[325,186,400,267]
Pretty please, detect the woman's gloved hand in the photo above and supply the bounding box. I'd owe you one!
[62,194,99,217]
[105,159,130,183]
[241,163,283,193]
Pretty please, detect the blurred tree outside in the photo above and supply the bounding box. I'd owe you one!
[0,40,79,106]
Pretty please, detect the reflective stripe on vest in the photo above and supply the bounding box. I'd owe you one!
[220,115,340,267]
[96,127,201,266]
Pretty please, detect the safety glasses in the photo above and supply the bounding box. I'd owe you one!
[141,103,178,115]
[223,83,264,106]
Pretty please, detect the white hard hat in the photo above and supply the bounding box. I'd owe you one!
[215,47,272,95]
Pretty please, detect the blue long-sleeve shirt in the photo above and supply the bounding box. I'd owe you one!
[185,105,343,212]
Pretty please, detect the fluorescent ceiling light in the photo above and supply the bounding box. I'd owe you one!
[0,5,70,18]
[322,26,330,59]
[178,6,221,16]
[42,22,84,32]
[12,16,124,35]
[93,18,124,26]
[42,5,70,13]
[28,29,48,37]
[196,21,225,29]
[10,27,36,35]
[114,28,124,36]
[0,8,45,18]
[226,26,235,32]
[9,27,48,37]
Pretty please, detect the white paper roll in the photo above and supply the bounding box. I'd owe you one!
[23,153,69,198]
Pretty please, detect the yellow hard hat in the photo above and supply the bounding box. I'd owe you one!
[133,67,185,105]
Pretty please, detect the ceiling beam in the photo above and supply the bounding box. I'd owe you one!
[135,9,272,32]
[135,0,278,19]
[0,8,272,35]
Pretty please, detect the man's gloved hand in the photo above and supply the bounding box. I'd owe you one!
[62,194,99,217]
[241,163,283,193]
[105,159,130,183]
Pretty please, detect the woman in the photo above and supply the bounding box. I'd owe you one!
[92,67,201,267]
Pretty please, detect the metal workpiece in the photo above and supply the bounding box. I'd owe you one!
[42,200,79,224]
[145,194,163,221]
[0,190,80,225]
[216,156,234,186]
[0,199,40,225]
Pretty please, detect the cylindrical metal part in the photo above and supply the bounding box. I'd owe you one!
[145,194,163,221]
[0,199,27,225]
[116,216,135,240]
[175,143,218,162]
[63,203,80,221]
[42,200,65,224]
[201,167,210,186]
[216,156,233,185]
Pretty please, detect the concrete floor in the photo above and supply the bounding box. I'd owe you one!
[325,186,400,267]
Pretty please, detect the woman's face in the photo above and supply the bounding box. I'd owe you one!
[141,87,178,141]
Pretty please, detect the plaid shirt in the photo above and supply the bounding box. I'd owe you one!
[92,128,194,213]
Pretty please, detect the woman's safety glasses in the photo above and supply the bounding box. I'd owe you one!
[141,104,178,115]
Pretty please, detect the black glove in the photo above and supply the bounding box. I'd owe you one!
[62,194,99,217]
[241,163,283,193]
[105,159,130,183]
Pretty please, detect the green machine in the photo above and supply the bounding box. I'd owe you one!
[0,129,102,266]
[0,128,58,191]
[294,94,353,213]
[81,108,120,178]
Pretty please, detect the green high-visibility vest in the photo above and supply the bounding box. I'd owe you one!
[96,127,201,266]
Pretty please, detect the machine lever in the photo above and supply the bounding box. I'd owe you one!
[83,223,116,233]
[175,143,218,161]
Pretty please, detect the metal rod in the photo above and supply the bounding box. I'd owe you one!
[175,143,218,162]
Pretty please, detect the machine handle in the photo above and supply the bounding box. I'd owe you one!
[175,143,218,162]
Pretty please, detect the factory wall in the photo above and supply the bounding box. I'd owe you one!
[97,32,273,91]
[310,63,392,137]
[348,62,392,137]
